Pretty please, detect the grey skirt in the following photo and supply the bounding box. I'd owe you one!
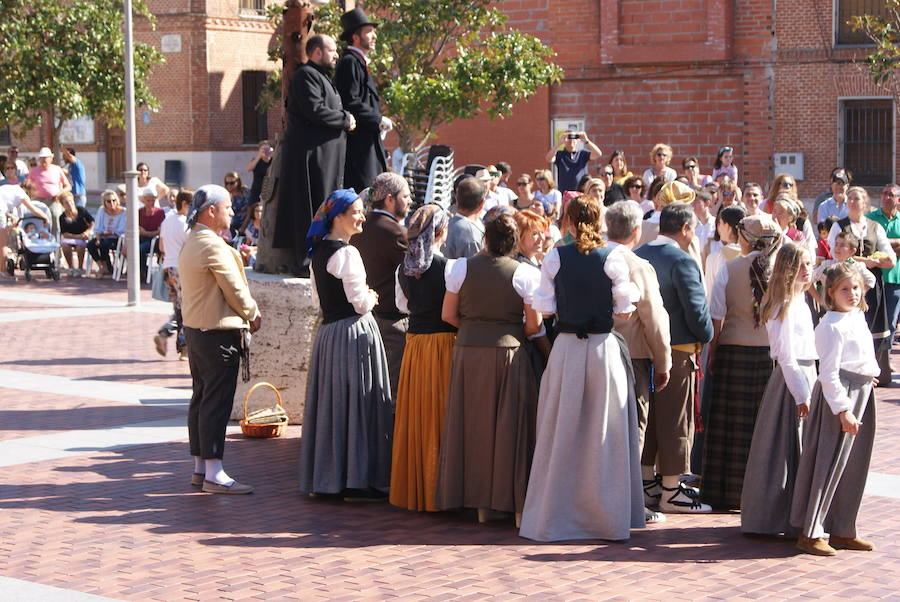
[298,312,394,495]
[740,360,816,535]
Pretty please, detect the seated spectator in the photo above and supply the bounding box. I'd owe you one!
[608,149,634,185]
[138,188,166,281]
[816,217,838,263]
[597,164,626,206]
[711,146,738,184]
[58,191,94,276]
[682,156,713,188]
[533,169,562,222]
[87,189,126,276]
[239,202,262,267]
[641,143,677,196]
[622,175,650,212]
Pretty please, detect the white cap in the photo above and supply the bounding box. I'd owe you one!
[37,147,53,158]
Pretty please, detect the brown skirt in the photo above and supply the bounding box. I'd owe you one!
[434,344,539,513]
[389,332,456,512]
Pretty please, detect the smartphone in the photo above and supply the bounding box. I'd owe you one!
[567,133,579,140]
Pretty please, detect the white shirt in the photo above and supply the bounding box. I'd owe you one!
[393,252,456,315]
[310,244,376,316]
[445,256,541,305]
[704,243,739,302]
[533,245,639,315]
[710,251,759,321]
[813,258,876,291]
[159,212,189,269]
[694,213,715,254]
[641,166,677,192]
[827,219,892,257]
[765,295,818,405]
[815,309,879,415]
[0,183,29,218]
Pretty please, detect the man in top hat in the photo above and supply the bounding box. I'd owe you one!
[335,7,390,193]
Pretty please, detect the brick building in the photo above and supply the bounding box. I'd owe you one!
[2,0,896,199]
[2,0,282,193]
[434,0,898,198]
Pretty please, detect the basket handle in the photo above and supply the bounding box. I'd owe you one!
[242,381,284,421]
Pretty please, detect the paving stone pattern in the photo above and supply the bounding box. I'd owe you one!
[1,277,899,600]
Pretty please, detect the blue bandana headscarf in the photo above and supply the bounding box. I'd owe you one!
[305,188,359,257]
[187,184,230,229]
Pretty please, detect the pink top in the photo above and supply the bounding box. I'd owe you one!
[27,164,68,199]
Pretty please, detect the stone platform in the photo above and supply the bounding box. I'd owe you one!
[229,270,320,424]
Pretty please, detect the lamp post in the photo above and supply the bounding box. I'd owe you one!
[123,0,140,306]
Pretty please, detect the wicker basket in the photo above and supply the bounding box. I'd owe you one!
[240,382,288,438]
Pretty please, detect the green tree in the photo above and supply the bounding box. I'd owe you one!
[263,0,562,153]
[0,0,164,152]
[851,1,900,111]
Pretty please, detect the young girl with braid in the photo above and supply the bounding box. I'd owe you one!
[741,243,817,535]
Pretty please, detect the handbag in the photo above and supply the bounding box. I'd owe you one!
[151,265,169,302]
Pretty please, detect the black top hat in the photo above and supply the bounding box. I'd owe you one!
[340,8,378,43]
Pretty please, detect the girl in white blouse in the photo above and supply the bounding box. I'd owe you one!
[741,243,817,536]
[790,262,879,556]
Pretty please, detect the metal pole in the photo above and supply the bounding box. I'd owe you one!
[123,0,140,306]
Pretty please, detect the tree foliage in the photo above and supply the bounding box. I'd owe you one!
[851,1,900,110]
[0,0,164,147]
[263,0,562,152]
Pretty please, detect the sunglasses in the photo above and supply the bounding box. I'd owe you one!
[535,177,546,181]
[630,183,644,190]
[832,178,848,184]
[656,152,668,157]
[723,191,735,197]
[685,164,697,169]
[224,180,237,186]
[489,172,500,177]
[516,181,529,186]
[780,181,795,188]
[602,170,614,176]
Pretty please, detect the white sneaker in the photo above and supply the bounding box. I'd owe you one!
[659,483,711,513]
[643,476,662,509]
[644,506,666,524]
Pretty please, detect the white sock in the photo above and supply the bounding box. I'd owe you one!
[661,475,681,490]
[641,465,656,482]
[204,458,233,486]
[193,456,204,474]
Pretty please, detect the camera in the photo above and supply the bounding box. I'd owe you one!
[567,133,579,140]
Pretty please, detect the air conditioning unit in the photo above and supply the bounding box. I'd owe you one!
[773,153,804,181]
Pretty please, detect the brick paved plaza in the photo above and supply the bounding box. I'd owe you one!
[1,277,900,601]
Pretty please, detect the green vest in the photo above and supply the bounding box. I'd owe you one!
[866,209,900,285]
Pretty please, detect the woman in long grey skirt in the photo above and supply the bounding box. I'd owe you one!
[741,243,817,535]
[299,189,394,501]
[791,262,879,556]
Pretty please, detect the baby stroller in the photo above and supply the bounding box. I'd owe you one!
[7,201,61,281]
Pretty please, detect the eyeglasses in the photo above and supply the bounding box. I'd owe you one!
[602,170,614,176]
[535,177,546,181]
[723,191,735,197]
[224,180,236,186]
[656,152,668,157]
[685,164,697,169]
[489,172,500,177]
[780,181,795,189]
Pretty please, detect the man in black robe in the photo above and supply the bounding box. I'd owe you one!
[335,8,389,194]
[274,34,355,277]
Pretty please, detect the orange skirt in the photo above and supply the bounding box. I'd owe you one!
[389,331,456,511]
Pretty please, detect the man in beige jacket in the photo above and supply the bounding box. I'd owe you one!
[180,185,261,494]
[607,201,671,522]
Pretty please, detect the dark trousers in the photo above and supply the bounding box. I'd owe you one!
[87,236,119,272]
[185,327,241,459]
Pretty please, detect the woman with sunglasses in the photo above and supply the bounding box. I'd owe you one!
[136,162,169,206]
[511,174,537,211]
[761,174,796,214]
[622,175,651,213]
[716,177,741,212]
[608,150,633,185]
[682,156,712,188]
[87,189,126,276]
[641,143,677,199]
[224,171,250,233]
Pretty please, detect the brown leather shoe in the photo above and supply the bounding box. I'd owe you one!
[830,536,874,551]
[201,480,254,494]
[190,472,204,487]
[796,535,836,556]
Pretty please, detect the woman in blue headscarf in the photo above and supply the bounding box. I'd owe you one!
[299,188,394,502]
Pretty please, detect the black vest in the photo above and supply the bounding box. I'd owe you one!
[397,255,457,335]
[554,244,614,338]
[312,239,358,324]
[837,217,889,337]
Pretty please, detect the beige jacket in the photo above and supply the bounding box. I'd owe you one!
[613,246,672,373]
[179,225,260,330]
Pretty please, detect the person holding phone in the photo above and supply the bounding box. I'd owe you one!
[246,139,273,205]
[544,130,602,193]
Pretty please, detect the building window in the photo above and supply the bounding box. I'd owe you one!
[0,126,10,146]
[835,0,889,45]
[841,99,894,186]
[242,70,269,145]
[239,0,266,17]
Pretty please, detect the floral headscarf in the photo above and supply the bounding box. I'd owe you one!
[738,214,783,327]
[305,188,359,257]
[403,204,449,277]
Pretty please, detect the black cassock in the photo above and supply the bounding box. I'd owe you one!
[274,61,350,267]
[335,50,387,193]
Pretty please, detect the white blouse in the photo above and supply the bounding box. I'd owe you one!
[765,295,817,405]
[815,309,880,415]
[826,219,893,259]
[813,259,876,291]
[445,256,541,305]
[310,244,376,316]
[704,243,739,302]
[393,253,455,315]
[533,245,639,316]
